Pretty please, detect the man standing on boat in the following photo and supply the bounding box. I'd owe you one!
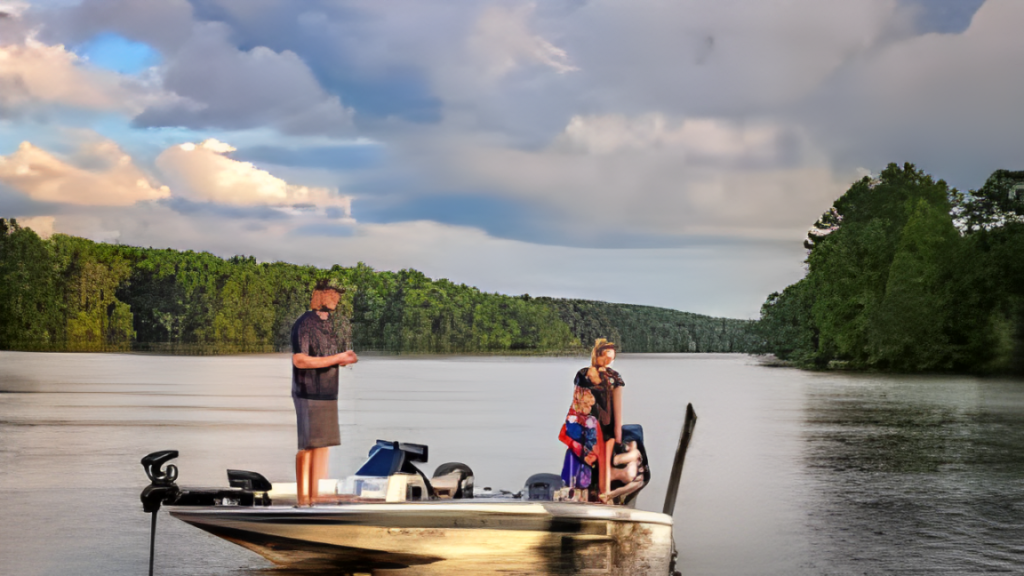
[291,279,358,506]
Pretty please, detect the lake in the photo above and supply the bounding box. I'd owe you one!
[1,352,1022,575]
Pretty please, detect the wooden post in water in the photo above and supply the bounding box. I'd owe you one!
[663,403,697,516]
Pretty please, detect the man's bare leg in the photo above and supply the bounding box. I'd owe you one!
[310,447,330,504]
[295,450,312,507]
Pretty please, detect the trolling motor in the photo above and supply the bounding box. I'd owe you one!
[139,450,273,575]
[141,450,181,513]
[140,450,180,576]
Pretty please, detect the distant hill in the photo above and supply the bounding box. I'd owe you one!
[0,220,756,355]
[542,298,756,353]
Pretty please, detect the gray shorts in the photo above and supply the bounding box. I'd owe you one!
[293,396,340,450]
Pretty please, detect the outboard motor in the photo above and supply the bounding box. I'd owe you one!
[613,424,651,507]
[523,473,564,501]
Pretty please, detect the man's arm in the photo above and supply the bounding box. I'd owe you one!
[292,350,358,369]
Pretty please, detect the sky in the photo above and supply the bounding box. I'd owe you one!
[0,0,1019,319]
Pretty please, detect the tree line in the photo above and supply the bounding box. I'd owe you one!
[756,164,1024,373]
[0,223,756,355]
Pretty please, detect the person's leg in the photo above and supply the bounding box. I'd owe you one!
[295,449,312,506]
[600,438,614,498]
[310,447,330,503]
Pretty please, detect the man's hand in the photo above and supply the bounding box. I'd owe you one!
[338,350,358,366]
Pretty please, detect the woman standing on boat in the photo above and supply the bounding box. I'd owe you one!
[559,338,637,502]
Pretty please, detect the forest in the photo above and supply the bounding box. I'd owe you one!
[0,222,755,355]
[756,164,1024,374]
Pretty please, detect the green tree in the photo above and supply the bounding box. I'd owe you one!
[0,219,62,349]
[212,265,275,350]
[52,234,134,351]
[867,198,959,370]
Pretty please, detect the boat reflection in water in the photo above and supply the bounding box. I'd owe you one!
[141,408,696,576]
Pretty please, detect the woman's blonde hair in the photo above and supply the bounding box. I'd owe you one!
[587,338,617,384]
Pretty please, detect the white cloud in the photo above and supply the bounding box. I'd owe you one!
[14,215,54,238]
[554,114,779,158]
[468,3,578,79]
[0,34,170,117]
[0,138,170,206]
[155,139,352,216]
[0,2,29,17]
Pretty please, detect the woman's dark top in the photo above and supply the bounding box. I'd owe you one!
[291,311,341,400]
[574,367,625,440]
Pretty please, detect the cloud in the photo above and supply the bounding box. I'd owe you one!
[155,138,352,216]
[800,0,1024,187]
[468,3,578,79]
[553,114,781,159]
[33,0,196,55]
[133,22,353,136]
[14,215,55,238]
[392,113,850,241]
[50,203,801,317]
[0,138,170,206]
[0,34,167,117]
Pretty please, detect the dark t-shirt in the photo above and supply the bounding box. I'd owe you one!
[574,367,625,440]
[291,311,341,400]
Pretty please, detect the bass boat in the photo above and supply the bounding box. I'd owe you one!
[140,405,697,576]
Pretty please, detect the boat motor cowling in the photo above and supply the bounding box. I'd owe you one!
[523,473,564,501]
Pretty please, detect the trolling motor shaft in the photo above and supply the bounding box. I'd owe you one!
[141,450,180,576]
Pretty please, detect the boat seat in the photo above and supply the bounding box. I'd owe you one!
[431,472,462,499]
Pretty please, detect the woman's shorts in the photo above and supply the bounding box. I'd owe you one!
[293,396,341,450]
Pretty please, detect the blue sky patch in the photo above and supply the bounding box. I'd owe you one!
[900,0,986,34]
[76,33,161,74]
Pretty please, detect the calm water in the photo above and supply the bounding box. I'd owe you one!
[1,352,1022,575]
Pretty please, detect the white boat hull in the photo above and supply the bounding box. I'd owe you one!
[170,500,674,575]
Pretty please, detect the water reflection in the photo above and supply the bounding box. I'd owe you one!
[803,377,1024,574]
